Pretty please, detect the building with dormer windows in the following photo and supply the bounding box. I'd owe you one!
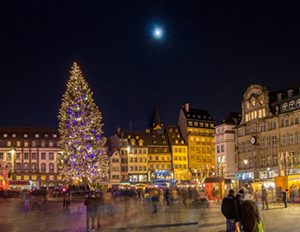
[236,83,300,184]
[167,125,189,181]
[178,103,216,180]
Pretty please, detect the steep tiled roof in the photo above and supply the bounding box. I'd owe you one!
[181,107,214,122]
[217,112,241,126]
[166,125,186,146]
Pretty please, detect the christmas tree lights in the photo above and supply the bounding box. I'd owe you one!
[58,62,108,184]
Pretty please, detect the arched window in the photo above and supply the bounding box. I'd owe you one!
[282,103,288,111]
[289,101,295,110]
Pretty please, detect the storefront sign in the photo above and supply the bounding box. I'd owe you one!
[150,170,173,181]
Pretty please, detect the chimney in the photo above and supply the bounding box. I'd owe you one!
[185,103,189,112]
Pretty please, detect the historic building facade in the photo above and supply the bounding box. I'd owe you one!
[167,125,189,181]
[236,83,300,183]
[178,103,216,180]
[0,127,63,190]
[214,112,241,181]
[106,134,121,188]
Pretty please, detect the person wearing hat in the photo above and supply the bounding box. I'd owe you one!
[241,194,261,232]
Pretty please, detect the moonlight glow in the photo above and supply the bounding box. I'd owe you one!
[154,28,162,38]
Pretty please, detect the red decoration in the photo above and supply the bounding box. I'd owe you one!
[205,183,214,200]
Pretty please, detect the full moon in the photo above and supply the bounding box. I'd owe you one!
[154,28,162,38]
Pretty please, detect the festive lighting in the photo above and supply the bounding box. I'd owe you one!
[58,62,108,184]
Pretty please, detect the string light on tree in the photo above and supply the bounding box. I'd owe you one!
[58,62,108,185]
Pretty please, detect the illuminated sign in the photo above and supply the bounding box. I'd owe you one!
[150,170,173,181]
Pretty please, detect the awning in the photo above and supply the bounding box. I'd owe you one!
[205,177,225,183]
[9,181,30,185]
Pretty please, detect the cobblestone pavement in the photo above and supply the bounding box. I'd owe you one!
[0,198,299,232]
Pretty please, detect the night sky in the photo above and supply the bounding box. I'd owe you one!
[1,1,300,136]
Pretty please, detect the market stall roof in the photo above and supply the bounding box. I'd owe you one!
[9,181,30,185]
[205,177,225,183]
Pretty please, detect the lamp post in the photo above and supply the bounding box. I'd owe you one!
[244,159,248,181]
[194,168,197,181]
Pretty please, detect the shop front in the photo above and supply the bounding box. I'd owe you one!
[129,174,148,183]
[275,174,300,201]
[9,180,31,190]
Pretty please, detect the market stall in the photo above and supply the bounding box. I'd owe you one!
[204,177,225,200]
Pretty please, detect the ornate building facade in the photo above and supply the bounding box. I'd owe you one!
[236,83,300,183]
[0,127,63,190]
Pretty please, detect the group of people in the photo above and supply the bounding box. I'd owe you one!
[221,188,261,232]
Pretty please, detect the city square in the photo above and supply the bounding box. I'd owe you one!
[2,1,300,231]
[0,198,298,232]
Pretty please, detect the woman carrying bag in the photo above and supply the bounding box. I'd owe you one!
[241,194,263,232]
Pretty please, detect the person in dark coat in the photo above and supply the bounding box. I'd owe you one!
[241,194,261,232]
[221,189,239,232]
[84,191,97,231]
[282,189,288,208]
[236,189,244,221]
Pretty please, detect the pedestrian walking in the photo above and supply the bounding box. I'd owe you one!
[261,185,268,210]
[290,186,295,203]
[95,192,103,230]
[241,194,261,232]
[123,188,130,212]
[253,190,260,208]
[282,189,288,208]
[159,188,164,205]
[37,192,43,212]
[84,191,97,232]
[221,189,239,232]
[165,188,171,205]
[150,188,159,213]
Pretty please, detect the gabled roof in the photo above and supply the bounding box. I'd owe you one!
[181,107,214,122]
[106,134,120,155]
[217,112,241,126]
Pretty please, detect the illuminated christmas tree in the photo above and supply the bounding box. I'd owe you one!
[58,62,108,184]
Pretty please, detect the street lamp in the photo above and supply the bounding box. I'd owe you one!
[194,168,197,180]
[244,159,248,181]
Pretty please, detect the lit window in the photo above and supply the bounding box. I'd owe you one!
[24,134,28,138]
[12,134,16,138]
[41,175,46,180]
[24,141,28,147]
[44,134,49,138]
[53,134,57,138]
[57,175,62,180]
[24,175,29,180]
[16,176,22,180]
[32,175,37,180]
[35,134,39,138]
[49,175,54,180]
[7,141,11,147]
[32,141,36,147]
[49,141,53,147]
[17,141,21,147]
[3,134,7,138]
